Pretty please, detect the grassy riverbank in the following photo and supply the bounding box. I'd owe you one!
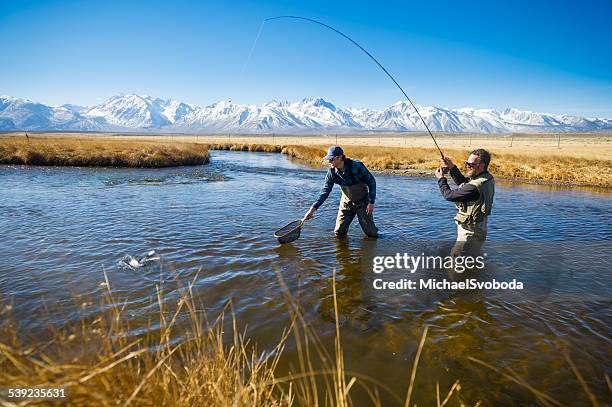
[0,137,209,168]
[1,133,610,187]
[211,142,612,188]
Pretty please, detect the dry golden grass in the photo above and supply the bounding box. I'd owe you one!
[0,270,445,406]
[0,137,209,168]
[0,272,290,406]
[206,142,283,153]
[1,270,606,406]
[51,132,606,161]
[295,145,612,187]
[206,143,612,188]
[1,133,610,186]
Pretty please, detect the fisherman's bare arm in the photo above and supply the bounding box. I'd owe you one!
[304,206,317,220]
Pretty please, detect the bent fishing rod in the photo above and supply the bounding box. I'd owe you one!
[264,15,445,159]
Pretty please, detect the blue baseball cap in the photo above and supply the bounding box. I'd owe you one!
[323,146,344,160]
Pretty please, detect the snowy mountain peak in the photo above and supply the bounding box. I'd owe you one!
[297,97,336,110]
[209,100,235,107]
[0,93,610,133]
[82,94,194,128]
[60,103,87,114]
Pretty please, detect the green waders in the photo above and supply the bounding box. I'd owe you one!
[334,183,378,238]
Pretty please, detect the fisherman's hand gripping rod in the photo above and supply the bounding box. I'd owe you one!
[264,15,446,159]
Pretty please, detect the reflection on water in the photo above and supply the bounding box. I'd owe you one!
[1,151,611,405]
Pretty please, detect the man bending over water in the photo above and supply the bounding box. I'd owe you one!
[304,146,378,238]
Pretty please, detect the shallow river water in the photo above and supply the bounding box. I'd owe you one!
[1,151,610,405]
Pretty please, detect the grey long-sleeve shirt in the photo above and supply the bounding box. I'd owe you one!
[437,166,479,202]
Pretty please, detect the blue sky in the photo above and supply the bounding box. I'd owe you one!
[1,0,611,117]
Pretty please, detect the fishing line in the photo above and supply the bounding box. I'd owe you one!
[241,20,266,78]
[263,15,445,158]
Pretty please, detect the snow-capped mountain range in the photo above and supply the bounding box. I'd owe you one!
[1,94,610,134]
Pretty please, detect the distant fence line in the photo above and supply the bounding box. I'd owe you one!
[4,131,611,150]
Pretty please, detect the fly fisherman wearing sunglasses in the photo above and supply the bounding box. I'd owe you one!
[304,146,378,238]
[435,149,495,255]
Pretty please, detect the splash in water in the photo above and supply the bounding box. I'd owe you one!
[117,250,160,271]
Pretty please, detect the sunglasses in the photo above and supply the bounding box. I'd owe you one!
[464,161,480,168]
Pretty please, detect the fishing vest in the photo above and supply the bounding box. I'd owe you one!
[454,171,495,225]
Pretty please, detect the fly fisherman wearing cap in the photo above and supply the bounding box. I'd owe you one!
[304,146,378,238]
[435,149,495,255]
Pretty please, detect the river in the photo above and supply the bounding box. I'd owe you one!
[1,150,610,405]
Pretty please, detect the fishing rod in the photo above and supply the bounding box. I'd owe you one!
[264,15,446,159]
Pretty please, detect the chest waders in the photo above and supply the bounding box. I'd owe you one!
[340,183,369,203]
[335,183,378,238]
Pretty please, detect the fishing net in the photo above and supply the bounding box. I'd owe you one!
[273,219,304,244]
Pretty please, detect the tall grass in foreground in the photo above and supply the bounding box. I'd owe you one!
[1,271,607,406]
[0,138,209,168]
